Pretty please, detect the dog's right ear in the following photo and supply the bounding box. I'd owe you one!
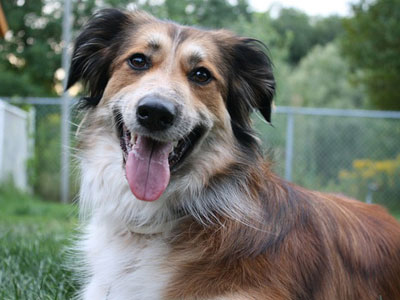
[218,36,275,148]
[66,9,131,107]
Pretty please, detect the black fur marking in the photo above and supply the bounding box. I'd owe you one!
[219,38,275,148]
[66,9,132,108]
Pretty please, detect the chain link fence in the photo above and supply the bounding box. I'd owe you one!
[256,107,400,213]
[2,98,400,213]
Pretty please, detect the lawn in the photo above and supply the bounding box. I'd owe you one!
[0,185,79,299]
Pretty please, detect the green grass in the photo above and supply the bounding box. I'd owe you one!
[0,185,79,299]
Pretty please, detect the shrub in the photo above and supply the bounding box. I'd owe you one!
[338,154,400,211]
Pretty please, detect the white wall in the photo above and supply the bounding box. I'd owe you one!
[0,100,32,191]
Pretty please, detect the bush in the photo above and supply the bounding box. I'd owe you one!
[338,155,400,211]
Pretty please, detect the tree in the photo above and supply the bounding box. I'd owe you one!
[142,0,251,29]
[271,8,344,65]
[312,16,344,45]
[0,0,62,97]
[287,42,368,109]
[271,8,314,65]
[342,0,400,110]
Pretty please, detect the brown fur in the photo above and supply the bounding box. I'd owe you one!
[166,165,400,299]
[68,9,400,300]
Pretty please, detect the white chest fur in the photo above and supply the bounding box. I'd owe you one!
[80,219,172,300]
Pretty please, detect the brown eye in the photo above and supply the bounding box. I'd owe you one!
[128,53,150,70]
[189,67,212,84]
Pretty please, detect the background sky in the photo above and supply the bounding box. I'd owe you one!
[248,0,356,16]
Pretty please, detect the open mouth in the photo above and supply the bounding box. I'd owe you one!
[116,117,205,201]
[119,124,204,171]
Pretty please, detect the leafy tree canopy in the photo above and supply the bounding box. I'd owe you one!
[142,0,251,28]
[284,42,368,109]
[271,8,344,65]
[0,0,62,96]
[342,0,400,110]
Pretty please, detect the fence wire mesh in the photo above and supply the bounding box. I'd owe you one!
[2,98,400,214]
[256,108,400,213]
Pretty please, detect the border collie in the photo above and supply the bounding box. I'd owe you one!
[67,9,400,300]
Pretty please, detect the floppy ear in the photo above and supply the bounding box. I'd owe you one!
[66,9,131,107]
[224,38,275,145]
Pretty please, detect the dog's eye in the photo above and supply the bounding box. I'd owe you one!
[189,67,212,84]
[128,53,150,70]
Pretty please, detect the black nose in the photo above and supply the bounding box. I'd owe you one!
[136,97,177,131]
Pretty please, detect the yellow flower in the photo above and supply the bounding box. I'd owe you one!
[353,159,368,169]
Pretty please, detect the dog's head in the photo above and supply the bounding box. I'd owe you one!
[68,9,274,205]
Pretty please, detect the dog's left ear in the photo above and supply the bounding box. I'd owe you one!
[225,38,275,127]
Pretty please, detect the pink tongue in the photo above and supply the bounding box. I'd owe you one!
[126,136,172,201]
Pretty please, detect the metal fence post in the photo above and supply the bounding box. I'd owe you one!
[284,112,294,181]
[61,0,72,203]
[366,183,378,204]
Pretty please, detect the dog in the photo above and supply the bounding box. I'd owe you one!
[67,9,400,300]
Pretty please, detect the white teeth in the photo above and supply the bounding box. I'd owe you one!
[173,141,179,148]
[131,134,137,145]
[169,144,174,154]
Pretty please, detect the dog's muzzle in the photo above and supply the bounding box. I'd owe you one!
[117,96,206,202]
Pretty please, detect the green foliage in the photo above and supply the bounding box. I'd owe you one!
[0,185,78,299]
[0,0,63,97]
[285,42,368,108]
[141,0,251,28]
[338,155,400,212]
[271,8,344,65]
[271,8,313,64]
[342,0,400,110]
[312,16,344,44]
[0,65,47,96]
